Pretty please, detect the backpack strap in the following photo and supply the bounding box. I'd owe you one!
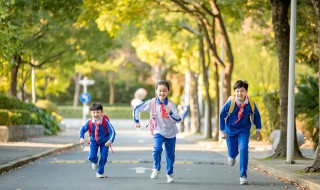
[151,98,156,118]
[228,96,235,115]
[88,119,93,136]
[101,115,109,134]
[88,115,110,136]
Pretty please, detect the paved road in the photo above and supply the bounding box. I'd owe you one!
[0,119,300,190]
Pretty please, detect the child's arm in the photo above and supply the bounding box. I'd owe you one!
[132,99,152,126]
[79,121,89,144]
[168,103,181,123]
[253,103,262,141]
[219,100,231,136]
[106,120,116,146]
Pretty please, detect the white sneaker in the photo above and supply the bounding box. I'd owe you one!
[150,169,159,179]
[240,176,248,185]
[96,173,105,178]
[228,157,236,166]
[166,174,174,183]
[92,163,98,170]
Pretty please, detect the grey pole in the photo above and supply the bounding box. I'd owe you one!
[286,0,297,164]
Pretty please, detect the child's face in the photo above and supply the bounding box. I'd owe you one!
[90,110,103,121]
[234,87,247,102]
[156,84,169,102]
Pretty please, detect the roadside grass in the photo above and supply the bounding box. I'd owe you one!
[58,105,149,119]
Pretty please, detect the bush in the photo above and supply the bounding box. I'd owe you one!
[0,109,31,125]
[0,110,10,125]
[0,93,26,110]
[35,100,58,113]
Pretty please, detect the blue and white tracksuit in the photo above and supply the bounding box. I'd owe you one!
[219,97,262,178]
[133,97,181,175]
[79,117,116,175]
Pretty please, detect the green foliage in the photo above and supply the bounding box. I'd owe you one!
[58,105,149,119]
[0,93,26,109]
[26,104,60,135]
[295,76,319,149]
[0,109,31,125]
[35,100,58,113]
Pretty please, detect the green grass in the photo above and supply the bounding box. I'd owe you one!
[58,105,149,119]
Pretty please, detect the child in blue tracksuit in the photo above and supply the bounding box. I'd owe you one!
[133,80,181,183]
[79,103,116,178]
[219,80,262,185]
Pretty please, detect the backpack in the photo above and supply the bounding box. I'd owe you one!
[225,96,255,125]
[147,98,171,135]
[88,115,110,137]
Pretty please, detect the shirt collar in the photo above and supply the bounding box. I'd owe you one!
[156,97,168,105]
[235,96,249,105]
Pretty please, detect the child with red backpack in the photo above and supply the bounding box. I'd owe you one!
[79,103,116,178]
[133,80,181,183]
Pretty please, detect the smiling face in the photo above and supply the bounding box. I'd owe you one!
[156,84,169,102]
[234,87,248,102]
[90,109,103,122]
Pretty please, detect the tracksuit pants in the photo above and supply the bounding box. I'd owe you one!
[226,132,250,177]
[88,141,109,175]
[153,133,176,175]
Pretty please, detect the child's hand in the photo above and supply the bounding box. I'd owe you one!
[136,123,140,128]
[79,138,84,144]
[105,141,111,147]
[256,132,262,141]
[221,132,227,139]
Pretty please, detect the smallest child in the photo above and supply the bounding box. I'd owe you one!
[79,103,116,178]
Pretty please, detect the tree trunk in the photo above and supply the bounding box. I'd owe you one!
[209,0,233,101]
[73,73,82,107]
[190,72,201,134]
[10,53,21,97]
[199,30,212,139]
[304,0,320,172]
[108,73,115,105]
[270,0,291,158]
[213,62,220,141]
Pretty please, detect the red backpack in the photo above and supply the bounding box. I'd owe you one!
[88,115,110,136]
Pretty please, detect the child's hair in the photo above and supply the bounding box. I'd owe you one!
[233,80,249,91]
[90,103,103,111]
[156,80,170,91]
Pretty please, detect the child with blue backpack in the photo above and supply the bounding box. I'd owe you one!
[133,80,181,183]
[79,103,116,178]
[219,80,262,185]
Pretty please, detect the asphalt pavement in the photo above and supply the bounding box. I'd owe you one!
[0,119,319,190]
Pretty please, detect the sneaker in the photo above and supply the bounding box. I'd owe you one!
[240,176,248,185]
[228,157,236,166]
[92,163,98,170]
[166,174,174,183]
[150,169,159,179]
[96,173,105,178]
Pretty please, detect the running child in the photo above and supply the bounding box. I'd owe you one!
[219,80,262,185]
[79,103,116,178]
[133,80,181,183]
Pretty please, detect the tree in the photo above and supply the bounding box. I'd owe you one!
[270,0,302,158]
[304,0,320,172]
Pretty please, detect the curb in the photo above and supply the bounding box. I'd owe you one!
[250,159,320,190]
[0,143,79,174]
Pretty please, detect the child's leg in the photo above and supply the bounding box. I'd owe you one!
[238,132,249,177]
[226,135,239,159]
[88,142,99,164]
[153,134,165,171]
[164,137,176,175]
[97,144,109,175]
